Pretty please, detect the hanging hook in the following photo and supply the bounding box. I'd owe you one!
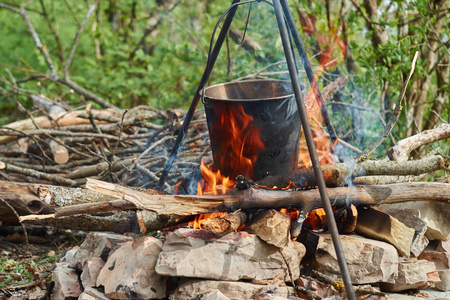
[236,2,253,45]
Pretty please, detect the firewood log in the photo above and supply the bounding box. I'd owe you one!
[257,155,446,188]
[0,181,54,222]
[49,140,70,164]
[19,179,450,223]
[201,210,247,235]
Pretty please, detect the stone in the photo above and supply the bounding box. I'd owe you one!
[377,207,429,257]
[418,251,449,270]
[246,209,291,248]
[201,289,231,300]
[380,257,440,292]
[171,279,296,300]
[60,247,79,263]
[296,277,340,299]
[80,257,105,288]
[437,240,450,253]
[51,264,83,300]
[435,269,450,291]
[78,294,97,300]
[379,202,450,241]
[156,229,305,282]
[97,236,166,299]
[255,295,292,300]
[69,232,133,271]
[355,207,415,257]
[78,287,110,300]
[314,233,399,284]
[418,240,450,291]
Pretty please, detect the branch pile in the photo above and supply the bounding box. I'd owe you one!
[0,105,208,190]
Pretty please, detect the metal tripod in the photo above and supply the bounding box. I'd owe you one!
[158,1,356,298]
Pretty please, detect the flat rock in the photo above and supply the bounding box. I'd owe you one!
[69,232,133,270]
[380,257,440,292]
[435,269,450,291]
[78,287,110,300]
[51,264,83,300]
[377,207,429,257]
[246,209,291,248]
[201,289,231,300]
[418,251,449,270]
[81,257,105,288]
[60,247,79,263]
[356,207,415,257]
[171,279,296,300]
[419,240,450,291]
[438,240,450,253]
[156,228,305,282]
[314,233,399,284]
[97,236,166,299]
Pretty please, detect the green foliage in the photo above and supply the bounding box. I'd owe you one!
[0,258,33,287]
[0,0,448,158]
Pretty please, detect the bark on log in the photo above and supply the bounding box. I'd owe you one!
[40,179,448,218]
[0,180,181,232]
[21,209,186,234]
[0,180,118,221]
[258,155,446,188]
[0,181,54,222]
[26,210,140,233]
[16,179,450,233]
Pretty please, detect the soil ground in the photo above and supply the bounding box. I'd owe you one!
[0,226,85,300]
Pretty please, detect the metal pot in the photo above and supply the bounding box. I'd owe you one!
[202,79,301,180]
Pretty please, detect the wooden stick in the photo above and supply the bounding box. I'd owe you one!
[258,155,446,188]
[0,109,118,144]
[387,123,450,161]
[49,139,69,164]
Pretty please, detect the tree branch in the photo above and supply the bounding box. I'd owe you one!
[39,0,65,65]
[63,1,98,79]
[356,51,419,161]
[0,3,58,79]
[387,123,450,161]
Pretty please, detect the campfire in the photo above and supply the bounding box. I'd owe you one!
[1,0,450,300]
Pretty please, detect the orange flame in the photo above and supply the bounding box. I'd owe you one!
[305,208,327,230]
[188,212,227,229]
[198,103,264,195]
[298,91,335,169]
[210,102,264,180]
[197,160,234,195]
[298,26,346,169]
[280,208,300,222]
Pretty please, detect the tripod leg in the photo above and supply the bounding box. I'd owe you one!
[158,0,241,189]
[272,1,356,299]
[280,0,340,156]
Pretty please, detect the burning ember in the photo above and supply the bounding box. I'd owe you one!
[188,212,228,229]
[305,208,327,230]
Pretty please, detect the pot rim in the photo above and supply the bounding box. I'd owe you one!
[201,79,297,102]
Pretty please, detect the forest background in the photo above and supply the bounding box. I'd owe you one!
[0,0,448,159]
